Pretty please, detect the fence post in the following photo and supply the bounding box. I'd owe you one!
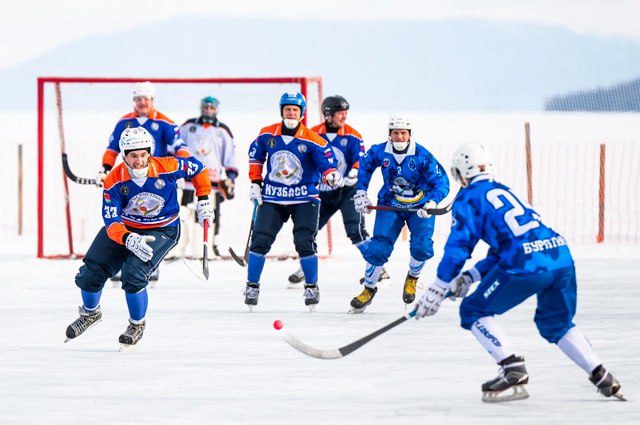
[597,143,606,243]
[18,144,23,236]
[524,122,533,206]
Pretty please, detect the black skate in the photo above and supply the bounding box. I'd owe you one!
[482,355,529,402]
[349,286,378,314]
[244,282,260,311]
[359,267,390,285]
[304,284,320,311]
[119,320,146,351]
[65,306,102,342]
[402,273,418,304]
[590,365,626,401]
[288,268,305,288]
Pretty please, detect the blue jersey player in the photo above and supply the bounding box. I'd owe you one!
[350,116,449,313]
[64,127,213,349]
[415,143,625,402]
[245,92,343,311]
[287,95,389,287]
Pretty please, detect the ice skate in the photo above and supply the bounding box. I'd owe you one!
[244,282,260,311]
[65,306,103,342]
[349,286,378,314]
[304,284,320,312]
[590,365,626,401]
[359,267,390,285]
[149,268,160,288]
[481,355,530,403]
[287,268,305,288]
[402,273,418,304]
[119,319,146,351]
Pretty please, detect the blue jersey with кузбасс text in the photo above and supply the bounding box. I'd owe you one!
[248,122,338,204]
[436,175,574,283]
[357,141,449,208]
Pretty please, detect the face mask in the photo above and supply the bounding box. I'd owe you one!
[283,118,299,129]
[392,140,410,152]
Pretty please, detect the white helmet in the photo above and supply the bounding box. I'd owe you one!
[388,115,412,132]
[119,127,154,155]
[450,143,493,185]
[132,81,156,99]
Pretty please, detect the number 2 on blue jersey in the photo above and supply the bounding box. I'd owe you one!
[486,188,539,237]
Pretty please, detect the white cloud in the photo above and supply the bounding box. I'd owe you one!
[1,0,637,69]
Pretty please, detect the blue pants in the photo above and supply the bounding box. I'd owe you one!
[460,265,577,343]
[359,209,435,266]
[76,226,179,293]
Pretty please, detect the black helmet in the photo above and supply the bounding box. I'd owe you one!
[322,95,349,120]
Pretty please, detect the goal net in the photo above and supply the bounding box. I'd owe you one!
[37,76,334,259]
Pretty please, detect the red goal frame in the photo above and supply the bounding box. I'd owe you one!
[37,76,328,259]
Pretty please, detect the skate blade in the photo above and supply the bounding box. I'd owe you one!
[348,306,367,314]
[307,304,317,312]
[612,391,627,401]
[482,385,529,403]
[246,305,256,312]
[287,282,303,289]
[119,343,138,352]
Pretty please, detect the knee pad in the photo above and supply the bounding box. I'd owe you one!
[75,260,110,292]
[120,264,149,293]
[360,237,394,266]
[409,238,434,262]
[293,231,317,257]
[459,298,482,330]
[345,218,368,245]
[250,231,276,255]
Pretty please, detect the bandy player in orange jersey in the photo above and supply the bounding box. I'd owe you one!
[65,127,212,350]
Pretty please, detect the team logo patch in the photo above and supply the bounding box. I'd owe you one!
[122,192,165,218]
[121,185,129,195]
[408,159,416,171]
[340,138,348,147]
[103,193,111,203]
[151,122,159,131]
[268,138,277,148]
[268,151,303,186]
[189,125,196,133]
[297,143,307,153]
[154,179,166,190]
[382,158,390,167]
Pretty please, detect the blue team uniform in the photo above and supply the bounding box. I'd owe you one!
[437,174,576,343]
[102,110,188,169]
[357,141,449,266]
[248,122,338,204]
[76,156,210,294]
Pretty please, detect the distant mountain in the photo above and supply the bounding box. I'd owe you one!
[3,17,640,111]
[545,78,640,111]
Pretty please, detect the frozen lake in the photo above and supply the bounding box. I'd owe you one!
[0,235,637,425]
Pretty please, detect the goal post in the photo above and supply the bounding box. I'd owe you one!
[37,76,332,259]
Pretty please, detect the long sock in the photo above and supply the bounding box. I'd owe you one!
[247,251,266,284]
[364,262,383,287]
[557,327,602,374]
[408,256,425,277]
[471,316,515,363]
[125,288,148,322]
[300,255,318,285]
[81,289,102,311]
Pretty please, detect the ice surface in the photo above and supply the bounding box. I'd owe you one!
[0,235,638,424]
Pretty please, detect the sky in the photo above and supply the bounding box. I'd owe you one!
[3,0,639,70]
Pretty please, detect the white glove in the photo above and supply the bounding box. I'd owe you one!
[354,190,372,214]
[196,198,214,226]
[415,279,449,319]
[344,168,358,186]
[249,182,263,205]
[95,168,108,188]
[449,271,475,301]
[325,170,344,188]
[417,200,437,219]
[125,233,156,262]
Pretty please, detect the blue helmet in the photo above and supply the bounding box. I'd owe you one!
[279,91,306,117]
[201,96,220,109]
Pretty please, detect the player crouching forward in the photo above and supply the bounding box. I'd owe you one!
[246,92,343,311]
[350,116,449,313]
[415,143,625,402]
[65,127,212,350]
